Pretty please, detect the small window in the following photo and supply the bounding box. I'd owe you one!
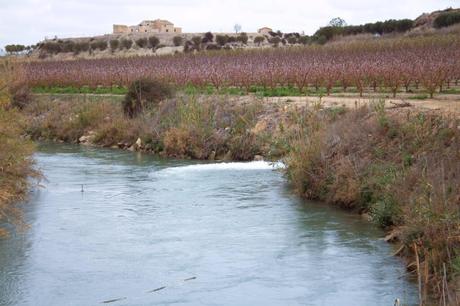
[166,29,169,32]
[145,30,147,32]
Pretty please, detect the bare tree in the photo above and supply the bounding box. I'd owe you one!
[234,24,242,34]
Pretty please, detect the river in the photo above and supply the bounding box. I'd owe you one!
[0,144,418,306]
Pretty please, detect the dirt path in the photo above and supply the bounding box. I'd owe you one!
[33,93,460,116]
[255,95,460,116]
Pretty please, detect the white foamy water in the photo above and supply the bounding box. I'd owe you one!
[157,161,285,175]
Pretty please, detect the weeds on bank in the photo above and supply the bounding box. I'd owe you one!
[0,58,39,237]
[23,94,267,161]
[284,101,460,302]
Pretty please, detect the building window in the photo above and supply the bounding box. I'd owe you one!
[145,30,147,32]
[166,29,169,32]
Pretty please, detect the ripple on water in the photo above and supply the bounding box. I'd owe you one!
[0,145,418,306]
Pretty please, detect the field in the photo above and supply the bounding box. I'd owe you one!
[24,35,460,99]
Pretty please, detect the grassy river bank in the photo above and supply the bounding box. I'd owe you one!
[0,60,38,238]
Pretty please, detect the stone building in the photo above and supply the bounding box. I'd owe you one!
[258,27,273,35]
[113,19,182,34]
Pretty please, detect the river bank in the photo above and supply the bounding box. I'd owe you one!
[0,59,38,237]
[9,92,460,304]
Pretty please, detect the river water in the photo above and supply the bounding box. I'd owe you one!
[0,144,418,306]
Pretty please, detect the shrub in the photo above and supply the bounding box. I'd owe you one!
[215,35,228,46]
[120,39,133,50]
[433,11,460,28]
[298,36,310,45]
[62,41,75,52]
[122,79,174,118]
[183,40,194,53]
[109,39,120,51]
[191,36,202,50]
[172,36,183,46]
[9,83,31,109]
[287,36,297,44]
[269,36,281,47]
[254,36,265,45]
[41,41,62,54]
[202,31,214,43]
[73,42,90,54]
[135,38,148,48]
[90,40,107,51]
[206,44,221,51]
[5,45,26,54]
[237,32,249,44]
[148,36,160,49]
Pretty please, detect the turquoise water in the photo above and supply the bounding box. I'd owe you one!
[0,144,418,305]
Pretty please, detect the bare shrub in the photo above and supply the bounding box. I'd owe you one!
[122,79,174,118]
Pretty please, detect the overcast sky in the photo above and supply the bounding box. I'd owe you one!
[0,0,458,48]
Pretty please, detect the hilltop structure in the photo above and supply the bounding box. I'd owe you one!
[113,19,182,34]
[258,27,273,35]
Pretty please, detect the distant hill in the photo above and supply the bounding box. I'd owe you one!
[413,7,460,29]
[7,7,460,61]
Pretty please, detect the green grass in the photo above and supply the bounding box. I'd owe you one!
[32,84,460,98]
[32,86,128,95]
[440,87,460,94]
[408,94,429,100]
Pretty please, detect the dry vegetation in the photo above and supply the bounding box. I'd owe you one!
[0,59,38,237]
[284,102,460,304]
[22,95,280,161]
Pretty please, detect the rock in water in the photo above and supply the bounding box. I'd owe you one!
[135,137,142,148]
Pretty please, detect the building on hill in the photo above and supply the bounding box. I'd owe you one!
[113,19,182,34]
[258,27,273,35]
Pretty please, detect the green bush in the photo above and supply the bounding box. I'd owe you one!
[122,79,174,118]
[215,35,228,46]
[109,39,119,51]
[73,42,90,54]
[148,36,160,49]
[433,11,460,28]
[298,36,310,45]
[287,36,297,44]
[90,40,107,51]
[62,41,75,52]
[135,38,148,48]
[172,36,183,46]
[269,36,281,47]
[254,36,265,45]
[5,44,26,54]
[237,33,248,44]
[41,41,62,54]
[191,36,202,49]
[120,39,133,50]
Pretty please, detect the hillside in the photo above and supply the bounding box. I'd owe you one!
[5,7,460,61]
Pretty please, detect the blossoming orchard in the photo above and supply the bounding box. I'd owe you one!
[24,35,460,98]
